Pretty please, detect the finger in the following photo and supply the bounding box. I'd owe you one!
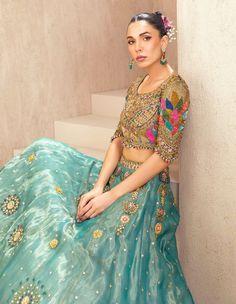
[89,211,98,218]
[78,201,93,218]
[78,195,90,213]
[80,206,95,221]
[78,195,87,208]
[78,200,87,215]
[77,201,87,218]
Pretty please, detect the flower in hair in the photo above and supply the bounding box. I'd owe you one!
[161,14,177,43]
[161,15,173,32]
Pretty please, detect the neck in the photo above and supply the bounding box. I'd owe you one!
[144,61,174,80]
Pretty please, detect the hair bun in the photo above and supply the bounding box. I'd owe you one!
[154,11,162,16]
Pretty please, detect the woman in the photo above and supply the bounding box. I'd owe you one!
[0,11,195,304]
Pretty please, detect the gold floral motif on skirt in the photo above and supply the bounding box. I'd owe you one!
[27,152,37,163]
[154,183,167,238]
[8,224,24,247]
[1,194,20,216]
[92,229,103,239]
[10,277,48,303]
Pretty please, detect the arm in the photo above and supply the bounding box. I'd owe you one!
[94,114,124,189]
[94,82,132,190]
[110,153,169,199]
[110,78,190,200]
[94,138,123,190]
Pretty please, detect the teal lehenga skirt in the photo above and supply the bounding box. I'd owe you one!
[0,137,195,303]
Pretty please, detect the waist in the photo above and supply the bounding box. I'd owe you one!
[119,154,170,182]
[119,154,144,170]
[122,146,154,163]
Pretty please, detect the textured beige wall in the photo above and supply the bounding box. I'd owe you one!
[0,0,157,165]
[177,1,236,303]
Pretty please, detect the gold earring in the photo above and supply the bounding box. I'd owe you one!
[160,47,167,65]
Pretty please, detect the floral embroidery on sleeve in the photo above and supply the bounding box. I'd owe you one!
[154,78,190,164]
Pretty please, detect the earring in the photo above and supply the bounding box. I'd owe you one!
[160,47,167,65]
[129,58,134,70]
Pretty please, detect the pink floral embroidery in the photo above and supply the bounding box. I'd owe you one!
[170,109,179,125]
[172,125,178,135]
[160,98,166,110]
[146,127,156,143]
[159,115,165,126]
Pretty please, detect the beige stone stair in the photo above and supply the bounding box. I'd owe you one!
[54,114,119,151]
[91,89,126,118]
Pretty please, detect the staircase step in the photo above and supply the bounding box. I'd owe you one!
[92,89,127,118]
[68,144,105,160]
[54,114,118,150]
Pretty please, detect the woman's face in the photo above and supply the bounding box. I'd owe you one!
[126,20,168,68]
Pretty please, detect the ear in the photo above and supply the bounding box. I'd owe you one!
[161,35,169,49]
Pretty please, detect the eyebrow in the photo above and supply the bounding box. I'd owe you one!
[126,31,151,39]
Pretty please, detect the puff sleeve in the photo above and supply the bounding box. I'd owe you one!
[154,78,190,164]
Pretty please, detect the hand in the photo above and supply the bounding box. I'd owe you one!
[77,191,116,222]
[76,186,104,221]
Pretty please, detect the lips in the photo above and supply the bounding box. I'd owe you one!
[136,56,147,62]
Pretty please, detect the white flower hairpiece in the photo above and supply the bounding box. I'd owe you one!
[161,14,177,43]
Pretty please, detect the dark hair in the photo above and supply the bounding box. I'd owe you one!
[128,11,167,38]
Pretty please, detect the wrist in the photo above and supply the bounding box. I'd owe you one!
[93,183,104,191]
[109,187,121,201]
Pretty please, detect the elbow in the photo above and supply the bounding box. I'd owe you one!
[111,137,123,151]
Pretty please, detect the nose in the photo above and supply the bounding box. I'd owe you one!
[134,40,143,53]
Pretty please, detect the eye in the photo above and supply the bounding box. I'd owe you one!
[127,36,151,45]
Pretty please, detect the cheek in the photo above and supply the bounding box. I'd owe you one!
[128,45,135,55]
[148,44,160,58]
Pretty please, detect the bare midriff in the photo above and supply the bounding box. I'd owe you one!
[122,147,154,163]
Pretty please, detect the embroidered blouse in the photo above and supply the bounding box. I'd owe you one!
[110,73,190,164]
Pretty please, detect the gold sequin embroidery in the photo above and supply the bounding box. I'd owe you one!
[92,229,103,239]
[159,167,170,184]
[27,152,37,163]
[1,194,20,216]
[49,239,59,249]
[110,74,190,164]
[123,201,139,215]
[158,184,167,207]
[156,208,166,221]
[109,174,115,185]
[124,171,130,179]
[8,225,24,247]
[116,197,140,236]
[103,184,110,192]
[120,214,130,224]
[10,277,48,303]
[155,223,162,237]
[154,183,168,238]
[55,186,63,195]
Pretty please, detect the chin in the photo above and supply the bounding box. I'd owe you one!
[137,62,150,69]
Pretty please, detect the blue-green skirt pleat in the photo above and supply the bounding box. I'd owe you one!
[0,137,195,303]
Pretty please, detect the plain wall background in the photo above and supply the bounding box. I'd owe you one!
[177,0,236,303]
